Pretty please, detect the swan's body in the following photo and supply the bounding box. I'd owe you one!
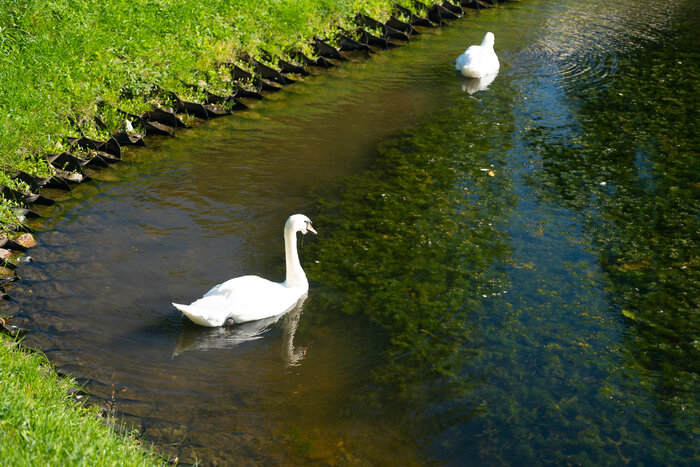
[172,214,316,327]
[455,32,499,79]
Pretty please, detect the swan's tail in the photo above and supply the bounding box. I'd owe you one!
[173,302,220,327]
[172,302,197,322]
[172,302,189,313]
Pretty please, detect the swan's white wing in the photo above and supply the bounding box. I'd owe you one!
[174,276,302,326]
[200,275,262,297]
[455,46,478,69]
[455,47,471,70]
[221,277,301,323]
[459,46,485,77]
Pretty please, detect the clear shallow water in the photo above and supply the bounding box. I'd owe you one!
[4,0,699,464]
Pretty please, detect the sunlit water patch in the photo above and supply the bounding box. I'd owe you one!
[520,0,689,94]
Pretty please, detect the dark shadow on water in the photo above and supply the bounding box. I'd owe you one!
[172,298,307,367]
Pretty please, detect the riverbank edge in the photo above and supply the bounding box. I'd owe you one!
[0,334,165,465]
[0,0,504,463]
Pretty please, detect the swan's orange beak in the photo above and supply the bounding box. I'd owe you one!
[307,224,317,235]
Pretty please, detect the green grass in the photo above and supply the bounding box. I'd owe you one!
[0,335,163,466]
[0,0,420,231]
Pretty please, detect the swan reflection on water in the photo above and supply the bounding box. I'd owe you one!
[459,72,498,94]
[172,296,307,366]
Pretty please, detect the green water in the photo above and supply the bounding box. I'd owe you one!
[5,0,698,464]
[306,1,699,463]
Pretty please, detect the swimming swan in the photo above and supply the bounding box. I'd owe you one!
[172,214,316,327]
[455,32,499,79]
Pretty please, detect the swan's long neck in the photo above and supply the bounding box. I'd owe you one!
[284,224,308,289]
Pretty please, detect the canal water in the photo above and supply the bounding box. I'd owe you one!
[7,0,698,464]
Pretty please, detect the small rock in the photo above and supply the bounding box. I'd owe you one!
[0,249,11,260]
[66,386,89,400]
[14,233,37,248]
[0,267,16,280]
[0,234,24,251]
[0,323,28,338]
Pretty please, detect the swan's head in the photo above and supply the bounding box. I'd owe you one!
[481,32,495,47]
[286,214,317,235]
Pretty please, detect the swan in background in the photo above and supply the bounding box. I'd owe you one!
[455,32,500,79]
[173,214,316,327]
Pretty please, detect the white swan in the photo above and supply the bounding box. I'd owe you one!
[172,214,316,327]
[455,32,500,79]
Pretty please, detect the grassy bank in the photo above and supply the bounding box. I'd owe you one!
[0,0,422,231]
[0,335,162,465]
